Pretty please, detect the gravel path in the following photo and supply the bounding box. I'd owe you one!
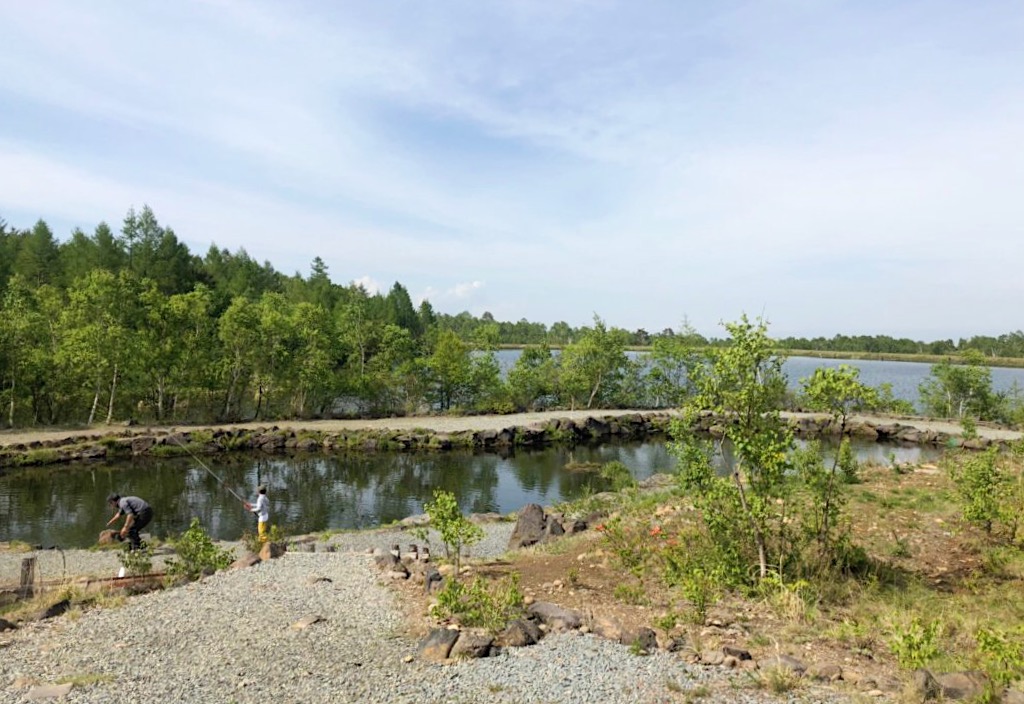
[1,525,848,704]
[3,408,1016,449]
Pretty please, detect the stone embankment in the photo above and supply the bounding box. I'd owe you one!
[1,409,1019,469]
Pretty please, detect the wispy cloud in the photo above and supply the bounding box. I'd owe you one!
[0,0,1022,338]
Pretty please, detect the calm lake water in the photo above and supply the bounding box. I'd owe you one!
[493,351,1024,409]
[0,438,939,549]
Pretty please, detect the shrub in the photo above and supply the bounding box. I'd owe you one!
[948,448,1010,536]
[599,461,637,492]
[975,625,1024,690]
[888,615,941,669]
[165,518,233,580]
[117,544,153,576]
[430,573,525,633]
[423,489,483,573]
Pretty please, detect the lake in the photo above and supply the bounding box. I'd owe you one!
[494,350,1024,409]
[0,437,939,549]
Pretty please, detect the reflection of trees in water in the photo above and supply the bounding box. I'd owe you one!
[4,439,737,548]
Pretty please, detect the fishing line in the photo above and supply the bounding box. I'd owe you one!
[168,434,248,504]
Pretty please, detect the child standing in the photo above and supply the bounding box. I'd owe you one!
[244,485,270,543]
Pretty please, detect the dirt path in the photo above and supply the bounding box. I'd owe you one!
[1,409,1019,450]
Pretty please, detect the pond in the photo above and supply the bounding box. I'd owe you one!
[0,438,942,549]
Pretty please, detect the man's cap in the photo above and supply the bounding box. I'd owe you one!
[106,492,120,503]
[257,485,267,492]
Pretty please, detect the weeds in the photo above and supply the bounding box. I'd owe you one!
[430,574,525,633]
[888,615,941,669]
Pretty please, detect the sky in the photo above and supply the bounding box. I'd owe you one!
[1,1,1022,340]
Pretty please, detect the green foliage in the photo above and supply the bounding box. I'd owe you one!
[960,415,979,440]
[430,574,525,633]
[919,350,999,420]
[975,626,1024,689]
[424,489,484,573]
[871,382,917,415]
[948,448,1014,537]
[660,533,728,623]
[836,438,860,484]
[599,517,656,582]
[557,315,631,410]
[117,544,153,576]
[599,461,637,492]
[165,518,233,580]
[614,583,648,605]
[888,615,941,669]
[670,315,794,583]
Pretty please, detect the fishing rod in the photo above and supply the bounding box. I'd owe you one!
[168,434,248,504]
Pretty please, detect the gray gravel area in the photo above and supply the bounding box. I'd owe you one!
[1,524,848,704]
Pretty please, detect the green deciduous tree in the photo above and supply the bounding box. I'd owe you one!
[507,344,557,411]
[671,315,792,582]
[558,316,630,409]
[919,350,998,420]
[428,329,472,411]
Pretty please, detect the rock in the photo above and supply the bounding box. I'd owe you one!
[259,541,286,560]
[590,615,625,643]
[37,599,70,621]
[701,649,725,666]
[306,575,332,585]
[1003,689,1024,704]
[449,629,494,659]
[290,615,324,630]
[508,503,547,549]
[936,671,989,701]
[97,529,126,545]
[230,553,261,570]
[424,566,443,594]
[910,669,941,701]
[722,645,752,661]
[497,618,542,647]
[527,601,582,632]
[0,618,17,632]
[629,627,658,654]
[806,662,843,682]
[758,654,807,675]
[26,683,73,700]
[374,553,400,570]
[418,628,460,661]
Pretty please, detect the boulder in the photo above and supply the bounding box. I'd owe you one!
[910,669,941,701]
[806,662,843,682]
[508,504,547,549]
[449,629,494,659]
[497,618,542,647]
[758,654,806,675]
[258,541,286,560]
[527,602,582,632]
[419,628,460,661]
[26,683,73,700]
[97,529,123,545]
[230,553,261,570]
[936,671,989,701]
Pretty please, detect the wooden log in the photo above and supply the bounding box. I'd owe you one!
[19,557,36,599]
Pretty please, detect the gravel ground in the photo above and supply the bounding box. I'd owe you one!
[1,525,847,704]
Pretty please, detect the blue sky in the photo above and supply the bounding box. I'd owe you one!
[1,1,1022,340]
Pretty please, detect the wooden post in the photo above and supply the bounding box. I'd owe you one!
[19,556,36,599]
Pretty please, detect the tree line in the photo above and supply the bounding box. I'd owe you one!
[0,206,1020,428]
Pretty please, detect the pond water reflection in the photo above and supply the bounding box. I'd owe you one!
[0,438,943,549]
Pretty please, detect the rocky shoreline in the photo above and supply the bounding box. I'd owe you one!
[1,410,1018,470]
